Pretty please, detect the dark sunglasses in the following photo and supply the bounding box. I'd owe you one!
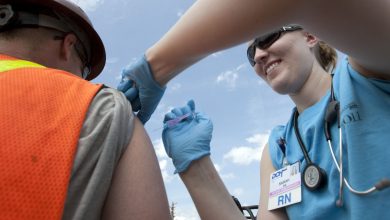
[247,25,302,66]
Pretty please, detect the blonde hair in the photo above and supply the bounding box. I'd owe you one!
[315,41,338,73]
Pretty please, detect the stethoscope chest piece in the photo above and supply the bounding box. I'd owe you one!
[293,110,328,191]
[303,163,327,190]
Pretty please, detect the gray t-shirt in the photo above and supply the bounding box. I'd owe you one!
[62,88,134,220]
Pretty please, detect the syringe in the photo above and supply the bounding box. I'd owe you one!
[165,112,194,128]
[152,112,194,132]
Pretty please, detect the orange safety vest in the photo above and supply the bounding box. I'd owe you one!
[0,54,103,220]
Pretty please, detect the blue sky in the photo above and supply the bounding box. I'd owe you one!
[71,0,296,218]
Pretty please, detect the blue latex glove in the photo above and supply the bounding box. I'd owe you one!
[162,100,213,173]
[117,55,166,124]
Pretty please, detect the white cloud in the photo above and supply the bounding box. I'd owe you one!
[233,187,244,197]
[174,205,200,220]
[124,57,139,68]
[220,172,236,180]
[69,0,104,11]
[214,163,221,173]
[153,139,174,182]
[216,63,248,90]
[177,10,185,18]
[168,83,182,93]
[246,132,269,147]
[236,63,247,71]
[211,51,224,57]
[115,57,138,81]
[106,57,119,64]
[223,132,269,165]
[214,163,236,180]
[160,159,168,169]
[155,102,175,118]
[223,146,261,165]
[153,138,168,159]
[159,159,174,182]
[216,70,239,89]
[257,79,266,86]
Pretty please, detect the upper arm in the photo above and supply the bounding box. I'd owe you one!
[102,117,171,220]
[148,0,390,82]
[100,91,170,219]
[296,0,390,78]
[258,143,288,220]
[64,89,136,219]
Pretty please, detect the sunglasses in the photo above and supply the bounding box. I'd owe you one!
[247,25,302,66]
[54,33,91,79]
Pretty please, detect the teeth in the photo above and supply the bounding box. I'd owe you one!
[266,62,279,74]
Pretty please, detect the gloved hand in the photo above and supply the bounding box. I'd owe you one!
[162,100,213,174]
[117,55,166,124]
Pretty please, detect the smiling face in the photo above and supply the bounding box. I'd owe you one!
[251,31,317,95]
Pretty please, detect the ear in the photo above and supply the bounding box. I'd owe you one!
[303,32,318,48]
[59,33,78,61]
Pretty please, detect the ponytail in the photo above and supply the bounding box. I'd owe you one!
[315,41,338,73]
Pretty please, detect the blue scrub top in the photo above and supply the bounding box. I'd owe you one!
[269,58,390,219]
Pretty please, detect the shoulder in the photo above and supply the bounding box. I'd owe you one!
[268,126,287,170]
[268,109,296,170]
[91,87,134,117]
[337,56,390,81]
[82,87,135,142]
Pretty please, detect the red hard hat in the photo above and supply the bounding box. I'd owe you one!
[0,0,106,80]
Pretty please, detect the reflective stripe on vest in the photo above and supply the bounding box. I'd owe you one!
[0,60,45,72]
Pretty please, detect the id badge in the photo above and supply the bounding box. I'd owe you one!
[268,162,302,210]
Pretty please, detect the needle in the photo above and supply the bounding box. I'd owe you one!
[165,113,193,128]
[152,112,194,132]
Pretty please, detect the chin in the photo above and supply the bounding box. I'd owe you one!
[273,89,289,95]
[269,81,290,95]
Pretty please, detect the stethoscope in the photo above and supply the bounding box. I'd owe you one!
[292,75,390,206]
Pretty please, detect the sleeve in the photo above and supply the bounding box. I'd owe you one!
[268,125,287,171]
[62,87,135,220]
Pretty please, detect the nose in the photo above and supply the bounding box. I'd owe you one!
[253,47,269,65]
